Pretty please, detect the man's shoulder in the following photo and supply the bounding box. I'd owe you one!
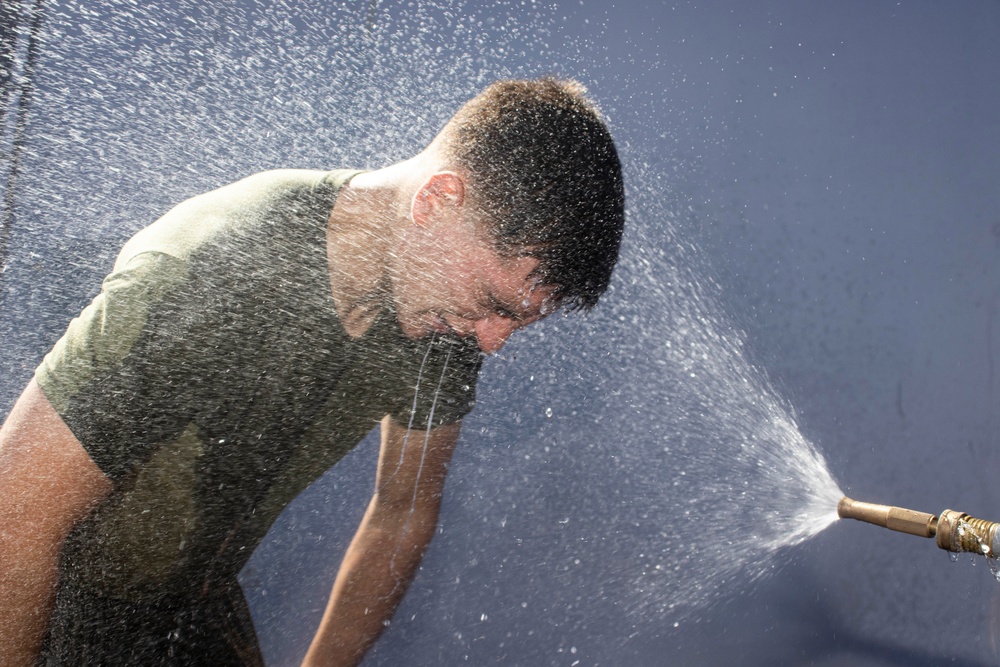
[162,168,342,226]
[218,168,361,200]
[220,168,341,195]
[116,169,353,268]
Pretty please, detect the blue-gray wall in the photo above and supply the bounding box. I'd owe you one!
[2,2,998,665]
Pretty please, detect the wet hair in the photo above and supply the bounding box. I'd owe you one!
[441,78,625,311]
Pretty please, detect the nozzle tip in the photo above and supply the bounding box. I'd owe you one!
[837,497,853,519]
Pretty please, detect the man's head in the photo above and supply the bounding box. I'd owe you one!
[436,78,626,312]
[388,78,625,353]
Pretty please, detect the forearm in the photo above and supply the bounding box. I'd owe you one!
[302,496,438,667]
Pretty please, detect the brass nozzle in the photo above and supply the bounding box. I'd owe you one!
[837,497,937,538]
[838,497,1000,558]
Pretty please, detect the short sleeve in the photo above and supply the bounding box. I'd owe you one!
[391,335,482,430]
[35,251,193,481]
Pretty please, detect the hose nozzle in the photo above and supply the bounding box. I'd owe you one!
[838,497,1000,558]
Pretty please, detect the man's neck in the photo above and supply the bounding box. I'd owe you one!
[325,162,412,338]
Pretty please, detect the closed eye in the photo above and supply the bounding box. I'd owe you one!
[485,294,522,321]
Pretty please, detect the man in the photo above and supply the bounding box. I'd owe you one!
[0,78,625,666]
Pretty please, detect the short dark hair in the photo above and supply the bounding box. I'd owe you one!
[441,78,625,311]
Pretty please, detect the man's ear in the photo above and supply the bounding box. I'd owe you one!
[411,171,466,227]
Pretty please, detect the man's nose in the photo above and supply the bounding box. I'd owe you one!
[472,316,518,354]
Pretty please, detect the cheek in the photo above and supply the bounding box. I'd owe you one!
[398,267,451,314]
[432,260,478,301]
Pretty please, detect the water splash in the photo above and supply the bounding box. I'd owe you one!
[607,246,846,618]
[469,189,846,624]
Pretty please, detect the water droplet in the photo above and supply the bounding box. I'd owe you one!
[989,559,1000,583]
[545,407,553,417]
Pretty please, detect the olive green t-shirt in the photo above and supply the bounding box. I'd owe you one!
[35,169,482,599]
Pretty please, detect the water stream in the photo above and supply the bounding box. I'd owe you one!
[468,214,847,625]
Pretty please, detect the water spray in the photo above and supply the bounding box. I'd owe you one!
[838,497,1000,559]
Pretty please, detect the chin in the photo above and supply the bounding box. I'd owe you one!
[397,315,430,340]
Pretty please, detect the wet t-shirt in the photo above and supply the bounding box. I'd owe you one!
[34,169,482,602]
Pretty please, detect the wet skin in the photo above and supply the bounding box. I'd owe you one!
[390,207,556,354]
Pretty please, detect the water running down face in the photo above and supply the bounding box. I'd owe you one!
[392,230,557,354]
[390,172,558,354]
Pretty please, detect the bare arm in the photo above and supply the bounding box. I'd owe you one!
[301,415,461,667]
[0,380,112,666]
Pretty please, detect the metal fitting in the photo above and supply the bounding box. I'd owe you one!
[935,509,999,557]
